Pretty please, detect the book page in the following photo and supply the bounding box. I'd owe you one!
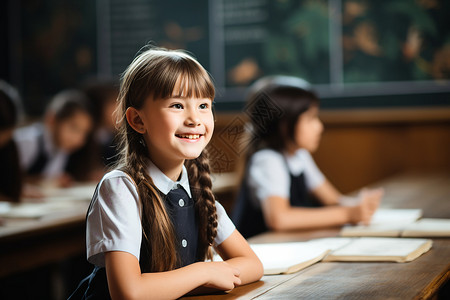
[0,201,77,219]
[340,224,405,237]
[340,209,423,237]
[249,242,331,275]
[402,218,450,237]
[42,184,97,202]
[305,237,354,251]
[324,237,432,262]
[370,209,422,225]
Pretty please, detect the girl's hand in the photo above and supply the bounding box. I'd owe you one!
[201,261,242,291]
[349,188,384,225]
[21,184,44,201]
[57,173,74,188]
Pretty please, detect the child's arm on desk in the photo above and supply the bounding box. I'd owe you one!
[214,229,264,284]
[188,229,264,295]
[105,251,242,300]
[262,188,383,231]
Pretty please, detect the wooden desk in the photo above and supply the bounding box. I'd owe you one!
[182,173,450,299]
[0,174,237,278]
[0,192,91,278]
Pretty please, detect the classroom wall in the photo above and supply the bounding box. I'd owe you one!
[211,107,450,211]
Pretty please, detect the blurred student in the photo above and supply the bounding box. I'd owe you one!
[14,89,94,187]
[0,80,23,202]
[82,78,120,169]
[232,76,383,238]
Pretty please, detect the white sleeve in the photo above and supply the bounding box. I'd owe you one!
[248,150,290,204]
[86,171,142,267]
[214,201,236,246]
[13,125,39,170]
[301,150,325,190]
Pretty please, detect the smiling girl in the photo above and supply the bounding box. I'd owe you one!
[69,47,263,299]
[232,76,383,238]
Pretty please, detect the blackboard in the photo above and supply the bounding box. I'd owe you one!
[7,0,450,115]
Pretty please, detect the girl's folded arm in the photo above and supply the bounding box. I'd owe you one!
[105,251,241,300]
[262,195,355,231]
[214,229,264,285]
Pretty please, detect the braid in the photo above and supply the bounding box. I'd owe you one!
[124,150,178,272]
[185,149,218,261]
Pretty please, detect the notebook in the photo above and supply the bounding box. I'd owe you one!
[340,208,423,237]
[246,236,432,275]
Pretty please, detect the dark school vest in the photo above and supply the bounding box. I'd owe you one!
[0,140,22,202]
[68,186,199,300]
[232,166,321,239]
[27,132,49,175]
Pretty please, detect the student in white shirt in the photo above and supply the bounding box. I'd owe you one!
[69,47,263,300]
[233,76,383,238]
[14,89,94,186]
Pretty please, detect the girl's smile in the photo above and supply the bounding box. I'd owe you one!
[175,133,204,141]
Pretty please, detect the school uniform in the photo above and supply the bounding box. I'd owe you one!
[69,159,235,299]
[13,123,69,178]
[232,148,325,238]
[0,139,22,202]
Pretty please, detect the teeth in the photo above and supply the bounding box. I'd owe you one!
[178,134,200,139]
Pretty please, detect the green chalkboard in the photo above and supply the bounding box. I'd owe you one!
[106,0,450,107]
[10,0,450,114]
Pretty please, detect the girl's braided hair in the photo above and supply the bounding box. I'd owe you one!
[114,47,217,271]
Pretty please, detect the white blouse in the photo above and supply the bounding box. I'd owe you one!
[14,123,69,178]
[87,160,235,267]
[248,148,325,207]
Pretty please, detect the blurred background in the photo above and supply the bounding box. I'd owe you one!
[1,0,450,114]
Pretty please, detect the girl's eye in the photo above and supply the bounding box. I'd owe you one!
[171,103,183,109]
[199,103,209,109]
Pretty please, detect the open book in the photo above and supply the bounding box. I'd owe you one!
[341,214,450,238]
[248,242,331,275]
[340,208,425,237]
[247,237,432,275]
[322,237,432,263]
[0,201,79,219]
[401,218,450,237]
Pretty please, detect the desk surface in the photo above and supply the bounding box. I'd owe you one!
[1,173,449,298]
[0,173,238,278]
[182,172,450,300]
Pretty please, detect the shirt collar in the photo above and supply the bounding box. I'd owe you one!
[42,123,68,156]
[146,159,192,198]
[284,149,306,175]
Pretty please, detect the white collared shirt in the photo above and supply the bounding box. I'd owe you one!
[86,160,235,267]
[13,122,69,178]
[248,148,325,207]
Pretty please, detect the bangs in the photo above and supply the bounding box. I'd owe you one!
[149,52,215,101]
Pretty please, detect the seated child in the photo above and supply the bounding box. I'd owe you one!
[82,78,120,169]
[233,76,383,238]
[14,89,94,187]
[69,47,263,299]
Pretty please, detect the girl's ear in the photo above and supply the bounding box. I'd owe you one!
[126,107,146,134]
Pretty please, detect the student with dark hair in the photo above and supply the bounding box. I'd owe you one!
[14,89,94,186]
[233,76,383,238]
[82,78,120,169]
[0,80,23,202]
[69,47,262,299]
